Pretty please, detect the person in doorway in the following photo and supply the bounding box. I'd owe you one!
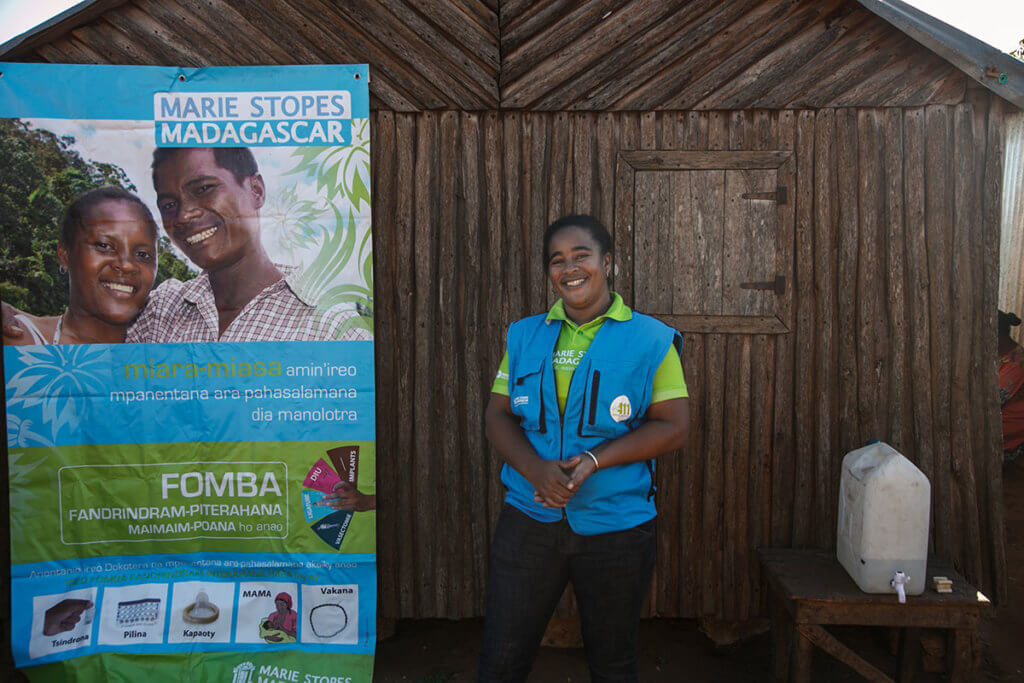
[999,310,1024,461]
[3,186,158,346]
[477,214,690,683]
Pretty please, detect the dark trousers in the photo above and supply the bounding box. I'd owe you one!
[477,504,656,683]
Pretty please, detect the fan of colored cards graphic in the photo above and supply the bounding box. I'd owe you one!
[302,446,360,550]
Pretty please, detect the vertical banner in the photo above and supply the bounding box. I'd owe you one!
[1,64,375,682]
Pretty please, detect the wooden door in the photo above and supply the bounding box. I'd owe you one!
[615,150,794,333]
[614,149,795,620]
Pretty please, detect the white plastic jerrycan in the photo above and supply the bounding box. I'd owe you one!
[836,442,931,598]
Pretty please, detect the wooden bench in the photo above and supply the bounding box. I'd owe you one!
[759,548,991,682]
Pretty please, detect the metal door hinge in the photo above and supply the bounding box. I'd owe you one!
[739,275,786,295]
[741,186,787,204]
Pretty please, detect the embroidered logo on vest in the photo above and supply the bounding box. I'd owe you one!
[610,395,631,422]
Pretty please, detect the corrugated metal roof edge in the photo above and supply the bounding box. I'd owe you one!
[857,0,1024,110]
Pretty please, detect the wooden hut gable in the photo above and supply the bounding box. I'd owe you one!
[498,0,968,110]
[2,0,502,112]
[7,0,1022,113]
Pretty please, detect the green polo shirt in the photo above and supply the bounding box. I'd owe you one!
[492,293,688,414]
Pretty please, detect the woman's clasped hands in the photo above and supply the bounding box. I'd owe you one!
[530,452,598,508]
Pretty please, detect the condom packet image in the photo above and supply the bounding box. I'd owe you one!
[326,445,359,486]
[303,459,341,495]
[302,490,336,522]
[310,510,354,550]
[183,591,219,625]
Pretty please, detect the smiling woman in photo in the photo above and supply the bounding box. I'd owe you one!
[2,186,158,345]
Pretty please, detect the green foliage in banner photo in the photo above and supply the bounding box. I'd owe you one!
[289,208,374,339]
[272,119,373,339]
[8,441,376,566]
[156,235,198,284]
[0,119,194,317]
[22,649,374,683]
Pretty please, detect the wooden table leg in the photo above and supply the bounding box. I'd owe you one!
[888,628,901,657]
[772,597,792,682]
[948,629,971,683]
[792,627,813,683]
[797,624,893,682]
[898,627,920,683]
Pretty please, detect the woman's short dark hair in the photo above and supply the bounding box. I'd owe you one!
[999,310,1021,338]
[543,214,613,264]
[151,146,259,185]
[61,186,158,247]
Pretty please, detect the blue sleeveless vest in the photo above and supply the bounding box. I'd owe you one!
[502,311,682,535]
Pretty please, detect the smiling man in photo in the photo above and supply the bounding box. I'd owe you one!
[124,146,365,343]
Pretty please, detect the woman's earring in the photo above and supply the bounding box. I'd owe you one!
[59,265,68,275]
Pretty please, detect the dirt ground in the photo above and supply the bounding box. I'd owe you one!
[374,459,1024,682]
[373,617,967,682]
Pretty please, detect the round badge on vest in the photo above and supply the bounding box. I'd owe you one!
[610,395,632,422]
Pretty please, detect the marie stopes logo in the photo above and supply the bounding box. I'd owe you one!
[230,659,354,683]
[231,661,254,683]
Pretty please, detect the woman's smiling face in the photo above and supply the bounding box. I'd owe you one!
[547,225,611,322]
[59,199,158,326]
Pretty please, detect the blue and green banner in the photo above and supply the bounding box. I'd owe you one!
[2,63,375,682]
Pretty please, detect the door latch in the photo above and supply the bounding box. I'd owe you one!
[741,186,787,204]
[739,275,786,295]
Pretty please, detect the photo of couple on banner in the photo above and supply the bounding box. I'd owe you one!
[2,135,372,345]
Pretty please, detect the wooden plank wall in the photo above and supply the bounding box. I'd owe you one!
[371,104,1007,621]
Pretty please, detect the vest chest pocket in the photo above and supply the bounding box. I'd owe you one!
[578,361,648,439]
[510,356,547,433]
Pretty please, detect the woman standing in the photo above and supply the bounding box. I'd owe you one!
[478,215,689,682]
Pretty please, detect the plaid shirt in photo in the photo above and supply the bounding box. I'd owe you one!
[126,268,371,343]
